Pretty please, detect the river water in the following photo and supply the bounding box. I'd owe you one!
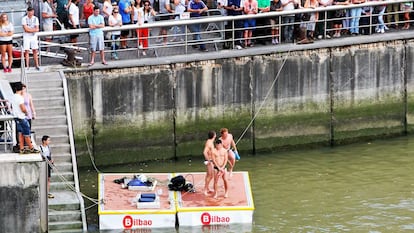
[81,135,414,232]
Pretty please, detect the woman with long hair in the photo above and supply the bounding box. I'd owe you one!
[82,0,95,27]
[0,13,14,72]
[137,0,156,56]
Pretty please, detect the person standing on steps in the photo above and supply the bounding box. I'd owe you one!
[10,82,40,154]
[40,135,54,199]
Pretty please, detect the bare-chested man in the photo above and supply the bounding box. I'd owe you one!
[212,139,229,199]
[219,128,238,176]
[203,130,216,195]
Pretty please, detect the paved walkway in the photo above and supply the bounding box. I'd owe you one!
[10,27,414,75]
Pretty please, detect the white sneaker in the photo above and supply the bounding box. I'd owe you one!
[380,28,385,33]
[142,51,147,56]
[138,44,143,49]
[235,45,242,50]
[271,39,276,45]
[317,35,323,39]
[274,38,279,44]
[326,34,331,39]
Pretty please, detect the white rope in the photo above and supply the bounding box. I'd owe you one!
[84,134,102,174]
[45,157,99,204]
[235,50,291,146]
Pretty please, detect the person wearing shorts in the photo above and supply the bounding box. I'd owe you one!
[0,13,14,72]
[40,135,54,199]
[88,6,107,66]
[22,7,40,70]
[10,82,40,154]
[42,0,57,45]
[119,0,132,48]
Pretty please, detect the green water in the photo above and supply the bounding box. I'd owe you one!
[80,135,414,232]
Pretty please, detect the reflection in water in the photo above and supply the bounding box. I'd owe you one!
[82,136,414,232]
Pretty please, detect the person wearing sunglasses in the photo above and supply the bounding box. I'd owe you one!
[137,0,156,56]
[109,6,122,59]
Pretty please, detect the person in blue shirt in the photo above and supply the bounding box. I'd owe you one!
[118,0,132,49]
[187,0,209,52]
[88,6,107,66]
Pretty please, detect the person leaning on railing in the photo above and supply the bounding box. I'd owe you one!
[119,0,132,49]
[224,0,244,49]
[108,6,122,60]
[254,0,271,45]
[170,0,187,42]
[188,0,209,52]
[243,0,258,47]
[332,0,349,37]
[280,0,299,43]
[315,0,333,39]
[297,0,318,44]
[349,0,365,36]
[269,0,282,45]
[401,1,412,30]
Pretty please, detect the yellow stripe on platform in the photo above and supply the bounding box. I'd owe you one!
[99,209,176,215]
[176,206,254,212]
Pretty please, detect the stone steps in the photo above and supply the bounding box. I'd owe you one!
[35,115,68,126]
[29,72,85,232]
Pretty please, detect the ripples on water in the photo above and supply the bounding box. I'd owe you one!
[248,136,414,232]
[86,136,414,232]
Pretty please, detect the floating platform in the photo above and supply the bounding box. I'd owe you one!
[98,172,254,230]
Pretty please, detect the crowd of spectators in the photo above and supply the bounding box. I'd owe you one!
[0,0,412,68]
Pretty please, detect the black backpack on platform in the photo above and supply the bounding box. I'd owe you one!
[168,175,186,191]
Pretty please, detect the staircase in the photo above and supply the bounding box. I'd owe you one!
[27,71,87,232]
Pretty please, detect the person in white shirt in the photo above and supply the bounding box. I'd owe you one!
[10,82,40,154]
[40,135,54,199]
[22,7,40,70]
[108,6,122,60]
[68,0,80,43]
[280,0,298,43]
[0,13,14,72]
[137,0,156,55]
[42,0,57,44]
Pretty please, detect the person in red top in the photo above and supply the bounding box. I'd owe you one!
[83,0,95,27]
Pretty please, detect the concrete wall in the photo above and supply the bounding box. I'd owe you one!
[66,40,414,165]
[0,156,47,233]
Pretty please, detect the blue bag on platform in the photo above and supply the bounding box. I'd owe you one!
[141,193,156,199]
[139,197,155,202]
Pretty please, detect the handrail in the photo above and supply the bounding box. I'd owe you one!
[6,0,413,66]
[10,0,412,40]
[59,70,88,232]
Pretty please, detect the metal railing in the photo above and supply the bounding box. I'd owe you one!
[9,0,414,66]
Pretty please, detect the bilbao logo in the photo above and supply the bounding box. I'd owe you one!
[200,212,230,225]
[123,215,134,229]
[123,215,153,229]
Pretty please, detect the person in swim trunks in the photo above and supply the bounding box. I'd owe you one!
[219,127,238,176]
[203,130,216,195]
[212,139,229,199]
